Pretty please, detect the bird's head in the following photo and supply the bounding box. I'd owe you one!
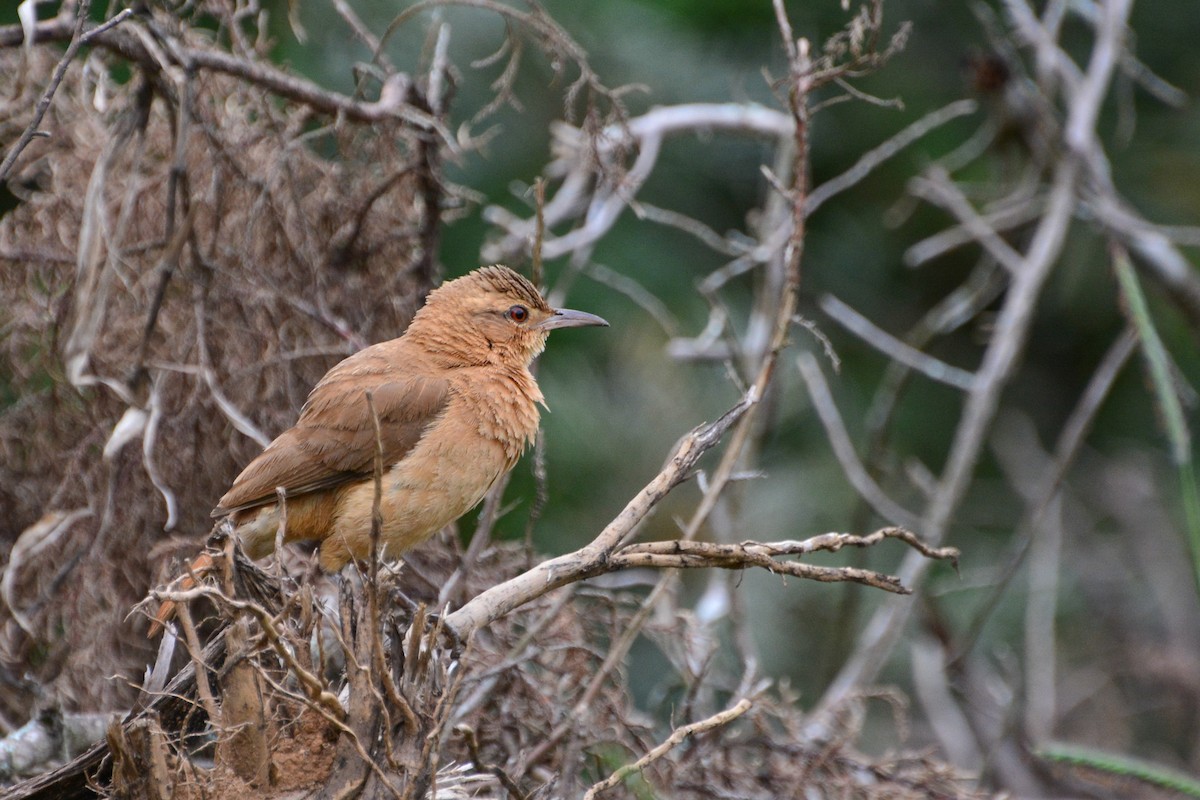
[409,265,608,367]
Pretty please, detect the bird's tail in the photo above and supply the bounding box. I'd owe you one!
[148,551,216,637]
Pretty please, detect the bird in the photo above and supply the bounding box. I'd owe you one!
[151,265,607,634]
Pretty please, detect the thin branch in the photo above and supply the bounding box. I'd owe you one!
[582,698,753,800]
[816,0,1132,720]
[611,528,958,593]
[634,203,749,257]
[819,294,977,391]
[0,12,436,131]
[173,604,220,725]
[331,0,395,76]
[798,353,923,531]
[583,262,680,338]
[482,103,793,264]
[195,297,271,448]
[455,725,528,800]
[904,198,1042,268]
[140,381,179,530]
[907,169,1027,275]
[805,98,978,216]
[861,259,1007,466]
[0,2,136,182]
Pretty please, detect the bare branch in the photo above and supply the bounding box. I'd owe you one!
[0,2,135,183]
[0,11,435,132]
[907,168,1027,275]
[611,529,957,594]
[482,103,793,264]
[805,99,978,216]
[904,197,1042,268]
[443,388,758,638]
[798,352,923,531]
[583,698,753,800]
[819,294,977,391]
[816,0,1134,720]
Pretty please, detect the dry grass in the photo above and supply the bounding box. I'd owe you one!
[111,535,980,799]
[0,13,435,720]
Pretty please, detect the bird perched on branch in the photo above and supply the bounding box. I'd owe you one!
[151,265,607,634]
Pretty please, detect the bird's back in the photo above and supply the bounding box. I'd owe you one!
[216,337,451,516]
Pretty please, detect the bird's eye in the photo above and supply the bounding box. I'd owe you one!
[506,305,529,323]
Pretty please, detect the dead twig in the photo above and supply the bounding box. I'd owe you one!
[151,583,346,721]
[443,387,758,638]
[611,529,958,593]
[805,98,978,216]
[0,11,436,133]
[816,0,1134,720]
[798,352,923,530]
[582,697,753,799]
[819,294,977,392]
[0,2,134,183]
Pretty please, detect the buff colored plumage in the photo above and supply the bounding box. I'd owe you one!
[151,265,606,633]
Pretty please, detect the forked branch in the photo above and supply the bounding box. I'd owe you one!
[442,386,956,640]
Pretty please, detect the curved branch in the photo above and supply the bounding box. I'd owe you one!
[443,388,758,638]
[0,12,433,128]
[441,380,960,643]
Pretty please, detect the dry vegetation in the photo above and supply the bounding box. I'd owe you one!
[0,5,437,718]
[1,0,1198,798]
[0,1,970,796]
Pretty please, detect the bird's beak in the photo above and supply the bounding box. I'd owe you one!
[537,308,609,331]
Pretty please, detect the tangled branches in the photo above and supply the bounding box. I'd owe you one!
[0,0,444,720]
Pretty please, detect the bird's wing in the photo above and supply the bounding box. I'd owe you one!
[214,371,450,516]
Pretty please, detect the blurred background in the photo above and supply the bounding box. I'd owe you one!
[3,0,1199,793]
[257,0,1200,777]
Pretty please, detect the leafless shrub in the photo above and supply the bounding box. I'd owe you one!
[0,0,440,721]
[39,534,960,799]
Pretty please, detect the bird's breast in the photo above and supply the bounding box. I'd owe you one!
[462,368,543,460]
[412,367,541,516]
[335,368,541,552]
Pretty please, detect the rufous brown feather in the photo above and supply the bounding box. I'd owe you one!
[150,265,607,635]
